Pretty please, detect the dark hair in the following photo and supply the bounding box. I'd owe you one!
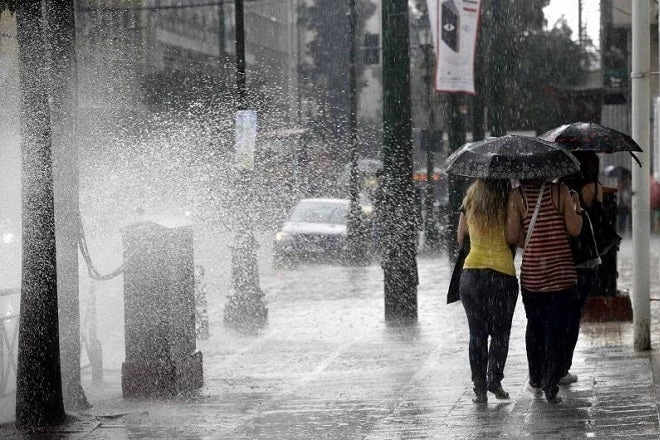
[575,151,599,182]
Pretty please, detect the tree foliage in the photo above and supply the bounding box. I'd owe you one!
[479,0,592,133]
[299,0,377,151]
[0,0,16,15]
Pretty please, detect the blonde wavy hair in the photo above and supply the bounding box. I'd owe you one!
[462,179,510,235]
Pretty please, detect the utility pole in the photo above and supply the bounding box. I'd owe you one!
[346,0,366,264]
[578,0,583,46]
[489,0,506,137]
[631,0,651,350]
[217,0,225,56]
[223,0,268,332]
[445,94,466,261]
[382,0,418,322]
[417,12,440,252]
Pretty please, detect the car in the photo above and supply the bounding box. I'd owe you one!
[273,198,355,267]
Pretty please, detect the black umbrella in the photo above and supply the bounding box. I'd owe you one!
[539,122,642,166]
[446,135,580,180]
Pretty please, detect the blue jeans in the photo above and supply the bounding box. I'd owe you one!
[460,269,519,391]
[522,287,578,396]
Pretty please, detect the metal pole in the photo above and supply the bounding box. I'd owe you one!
[346,0,364,264]
[223,0,268,331]
[382,0,418,321]
[631,0,650,351]
[446,93,466,261]
[235,0,247,111]
[423,42,439,252]
[217,0,225,57]
[489,0,506,137]
[578,0,583,46]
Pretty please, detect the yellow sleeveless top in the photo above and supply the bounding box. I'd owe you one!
[463,220,516,277]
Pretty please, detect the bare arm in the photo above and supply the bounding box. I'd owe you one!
[506,189,522,246]
[580,183,595,209]
[561,184,583,237]
[457,211,468,247]
[580,182,603,209]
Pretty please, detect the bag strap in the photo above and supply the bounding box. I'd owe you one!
[524,182,546,249]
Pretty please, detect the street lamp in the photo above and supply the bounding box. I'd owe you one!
[416,13,440,252]
[223,0,268,332]
[346,0,367,265]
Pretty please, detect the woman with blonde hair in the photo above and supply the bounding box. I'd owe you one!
[458,178,521,404]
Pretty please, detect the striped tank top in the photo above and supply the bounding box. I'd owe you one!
[521,183,577,292]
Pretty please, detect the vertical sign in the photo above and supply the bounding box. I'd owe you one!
[235,110,257,171]
[427,0,481,94]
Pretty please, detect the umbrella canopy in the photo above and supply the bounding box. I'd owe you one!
[539,122,642,166]
[357,158,383,174]
[446,135,580,180]
[603,165,631,179]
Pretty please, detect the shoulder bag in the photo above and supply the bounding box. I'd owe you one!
[447,235,469,304]
[569,209,602,269]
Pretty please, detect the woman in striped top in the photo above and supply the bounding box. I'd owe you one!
[510,178,583,403]
[457,179,521,404]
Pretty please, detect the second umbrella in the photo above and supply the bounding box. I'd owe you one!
[539,122,642,166]
[446,135,580,180]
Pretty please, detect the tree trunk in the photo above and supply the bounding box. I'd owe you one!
[15,0,66,427]
[44,0,88,410]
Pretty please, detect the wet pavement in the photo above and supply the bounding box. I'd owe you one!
[2,235,660,439]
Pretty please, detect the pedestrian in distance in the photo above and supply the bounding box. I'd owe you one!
[457,178,521,404]
[560,152,603,386]
[511,177,583,403]
[650,175,660,234]
[371,170,385,259]
[616,173,632,236]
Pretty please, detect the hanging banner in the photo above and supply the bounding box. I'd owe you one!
[235,110,257,171]
[427,0,482,94]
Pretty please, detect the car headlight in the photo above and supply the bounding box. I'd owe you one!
[1,232,14,245]
[275,231,289,242]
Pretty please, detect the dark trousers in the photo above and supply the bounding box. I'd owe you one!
[460,269,519,391]
[522,287,578,395]
[563,268,598,376]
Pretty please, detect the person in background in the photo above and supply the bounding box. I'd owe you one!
[561,152,603,386]
[371,170,385,259]
[616,174,632,235]
[650,175,660,234]
[457,179,521,404]
[512,177,582,403]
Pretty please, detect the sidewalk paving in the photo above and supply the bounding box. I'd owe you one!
[2,236,660,439]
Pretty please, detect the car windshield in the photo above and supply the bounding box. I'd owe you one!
[290,201,347,225]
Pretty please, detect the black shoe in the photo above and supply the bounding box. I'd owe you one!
[487,384,510,400]
[472,387,488,404]
[546,394,563,404]
[544,387,562,404]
